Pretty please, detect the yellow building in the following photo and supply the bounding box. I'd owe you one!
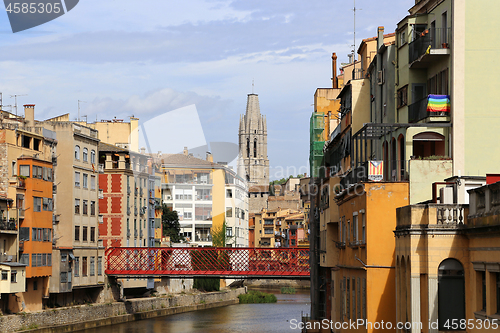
[79,117,139,153]
[395,178,500,333]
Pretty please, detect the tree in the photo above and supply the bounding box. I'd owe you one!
[211,220,233,247]
[161,204,184,243]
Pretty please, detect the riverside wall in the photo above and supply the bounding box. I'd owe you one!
[0,288,246,333]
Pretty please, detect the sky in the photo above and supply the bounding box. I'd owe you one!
[0,0,414,179]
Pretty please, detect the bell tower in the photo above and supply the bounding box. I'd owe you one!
[238,94,269,186]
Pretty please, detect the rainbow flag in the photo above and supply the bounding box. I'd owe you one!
[427,94,450,113]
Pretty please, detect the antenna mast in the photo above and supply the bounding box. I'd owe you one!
[353,0,356,80]
[10,94,28,117]
[78,100,86,122]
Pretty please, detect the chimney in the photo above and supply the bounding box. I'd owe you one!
[24,104,35,127]
[331,53,338,89]
[206,152,213,162]
[377,26,384,50]
[183,147,188,156]
[140,147,146,154]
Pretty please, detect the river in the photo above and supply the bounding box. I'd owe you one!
[80,289,310,333]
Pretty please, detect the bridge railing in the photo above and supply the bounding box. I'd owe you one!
[105,247,310,278]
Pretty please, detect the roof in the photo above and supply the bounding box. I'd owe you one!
[0,262,27,267]
[160,154,215,167]
[98,142,130,153]
[249,185,270,193]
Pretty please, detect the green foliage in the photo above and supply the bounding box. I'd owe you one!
[269,174,304,187]
[238,290,277,304]
[193,278,220,292]
[280,287,296,294]
[211,220,233,247]
[161,204,184,243]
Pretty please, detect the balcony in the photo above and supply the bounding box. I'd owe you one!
[396,204,468,229]
[0,254,17,262]
[409,95,450,123]
[409,27,451,67]
[195,235,212,242]
[0,219,17,232]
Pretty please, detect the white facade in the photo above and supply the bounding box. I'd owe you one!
[224,170,249,247]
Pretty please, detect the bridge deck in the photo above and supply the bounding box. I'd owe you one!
[105,247,310,278]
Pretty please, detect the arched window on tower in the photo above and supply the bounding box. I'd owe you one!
[246,138,250,158]
[254,139,257,158]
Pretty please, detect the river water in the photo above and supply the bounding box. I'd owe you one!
[81,289,310,333]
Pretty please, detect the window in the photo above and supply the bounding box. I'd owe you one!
[20,254,29,266]
[60,272,67,283]
[91,176,96,190]
[75,145,80,160]
[75,172,80,187]
[97,256,102,276]
[226,227,233,237]
[82,257,88,276]
[47,254,52,266]
[83,173,88,188]
[497,273,500,314]
[33,166,43,179]
[61,253,67,262]
[90,256,95,276]
[90,227,95,242]
[399,29,406,46]
[20,227,29,241]
[361,212,366,244]
[91,150,96,164]
[83,148,88,162]
[482,271,486,311]
[75,226,80,241]
[90,201,96,216]
[43,198,53,211]
[74,257,80,276]
[226,207,232,218]
[19,165,30,177]
[75,199,80,214]
[82,226,88,241]
[352,213,358,242]
[397,86,408,108]
[1,271,7,280]
[11,270,17,283]
[33,197,42,212]
[438,259,465,330]
[32,253,37,266]
[226,189,232,198]
[12,161,17,176]
[82,200,88,215]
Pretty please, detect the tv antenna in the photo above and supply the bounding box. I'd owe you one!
[10,94,28,117]
[78,100,86,122]
[352,0,361,80]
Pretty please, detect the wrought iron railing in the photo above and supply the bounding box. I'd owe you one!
[409,27,452,63]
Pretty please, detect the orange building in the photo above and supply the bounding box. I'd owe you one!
[248,214,255,247]
[16,157,53,311]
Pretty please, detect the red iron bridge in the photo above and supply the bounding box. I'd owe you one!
[105,247,310,279]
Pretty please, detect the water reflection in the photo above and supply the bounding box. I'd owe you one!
[82,289,310,333]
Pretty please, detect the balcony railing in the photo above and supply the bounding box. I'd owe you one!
[195,235,212,242]
[437,205,466,225]
[409,96,450,123]
[0,219,17,231]
[409,27,451,63]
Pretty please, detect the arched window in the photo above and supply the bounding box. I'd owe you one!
[438,258,465,330]
[75,145,80,160]
[412,132,445,159]
[246,138,250,158]
[253,139,257,158]
[90,150,96,164]
[83,148,88,162]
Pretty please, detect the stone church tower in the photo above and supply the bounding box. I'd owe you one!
[238,94,269,186]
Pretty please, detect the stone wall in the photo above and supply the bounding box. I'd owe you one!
[0,141,8,198]
[0,288,245,333]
